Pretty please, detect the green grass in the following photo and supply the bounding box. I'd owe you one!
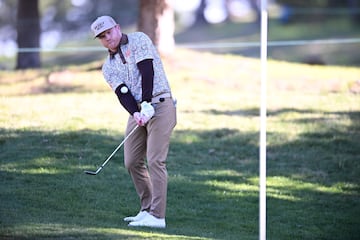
[0,49,360,239]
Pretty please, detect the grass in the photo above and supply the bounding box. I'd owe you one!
[0,48,360,239]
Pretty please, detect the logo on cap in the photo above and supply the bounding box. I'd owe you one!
[91,16,117,38]
[94,22,105,31]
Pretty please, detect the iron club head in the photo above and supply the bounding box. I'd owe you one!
[83,125,139,177]
[84,170,98,175]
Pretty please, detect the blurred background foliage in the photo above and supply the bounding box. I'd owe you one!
[0,0,359,69]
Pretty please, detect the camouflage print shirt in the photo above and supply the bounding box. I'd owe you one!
[102,32,171,102]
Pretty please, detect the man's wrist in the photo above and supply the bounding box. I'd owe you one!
[141,99,151,104]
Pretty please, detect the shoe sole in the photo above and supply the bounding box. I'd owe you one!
[128,222,166,228]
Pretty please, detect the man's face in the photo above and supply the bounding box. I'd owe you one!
[97,25,122,52]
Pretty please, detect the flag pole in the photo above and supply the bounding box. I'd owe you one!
[259,0,268,239]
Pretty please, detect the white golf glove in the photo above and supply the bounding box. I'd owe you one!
[140,101,155,124]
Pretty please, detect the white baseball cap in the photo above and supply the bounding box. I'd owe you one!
[91,16,117,38]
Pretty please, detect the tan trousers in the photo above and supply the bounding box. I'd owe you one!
[124,98,176,218]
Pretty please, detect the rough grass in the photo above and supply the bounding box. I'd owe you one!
[0,49,359,239]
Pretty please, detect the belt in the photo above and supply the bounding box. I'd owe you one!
[151,92,171,104]
[137,93,172,109]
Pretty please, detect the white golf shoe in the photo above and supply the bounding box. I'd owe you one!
[128,212,166,228]
[123,211,148,222]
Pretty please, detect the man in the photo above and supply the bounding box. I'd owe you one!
[91,16,176,228]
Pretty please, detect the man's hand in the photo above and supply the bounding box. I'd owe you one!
[139,101,155,125]
[133,102,155,126]
[133,112,144,126]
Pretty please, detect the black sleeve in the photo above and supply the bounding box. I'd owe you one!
[137,59,154,103]
[115,84,139,115]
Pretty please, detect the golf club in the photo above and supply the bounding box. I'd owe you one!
[84,125,139,175]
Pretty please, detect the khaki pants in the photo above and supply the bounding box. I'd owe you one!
[124,98,176,218]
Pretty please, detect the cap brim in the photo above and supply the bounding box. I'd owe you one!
[93,25,116,39]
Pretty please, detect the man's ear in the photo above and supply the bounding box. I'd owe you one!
[115,24,121,32]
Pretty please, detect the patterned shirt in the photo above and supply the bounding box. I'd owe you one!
[102,32,171,102]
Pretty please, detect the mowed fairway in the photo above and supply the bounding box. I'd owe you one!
[0,49,359,239]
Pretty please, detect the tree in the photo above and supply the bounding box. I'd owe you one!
[16,0,41,69]
[138,0,174,56]
[247,0,260,24]
[348,0,360,23]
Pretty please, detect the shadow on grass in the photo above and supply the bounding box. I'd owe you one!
[0,122,359,239]
[206,107,360,178]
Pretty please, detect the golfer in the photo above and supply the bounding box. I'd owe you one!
[91,16,176,228]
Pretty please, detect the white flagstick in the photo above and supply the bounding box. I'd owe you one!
[259,0,268,240]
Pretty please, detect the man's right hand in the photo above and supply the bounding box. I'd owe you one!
[133,112,144,126]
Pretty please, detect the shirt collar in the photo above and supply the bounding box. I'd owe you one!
[109,33,129,59]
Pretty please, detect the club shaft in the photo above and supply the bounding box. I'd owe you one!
[97,125,139,170]
[85,125,139,175]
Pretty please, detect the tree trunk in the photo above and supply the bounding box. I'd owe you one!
[348,0,360,23]
[248,0,261,24]
[195,0,208,25]
[16,0,41,69]
[138,0,174,57]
